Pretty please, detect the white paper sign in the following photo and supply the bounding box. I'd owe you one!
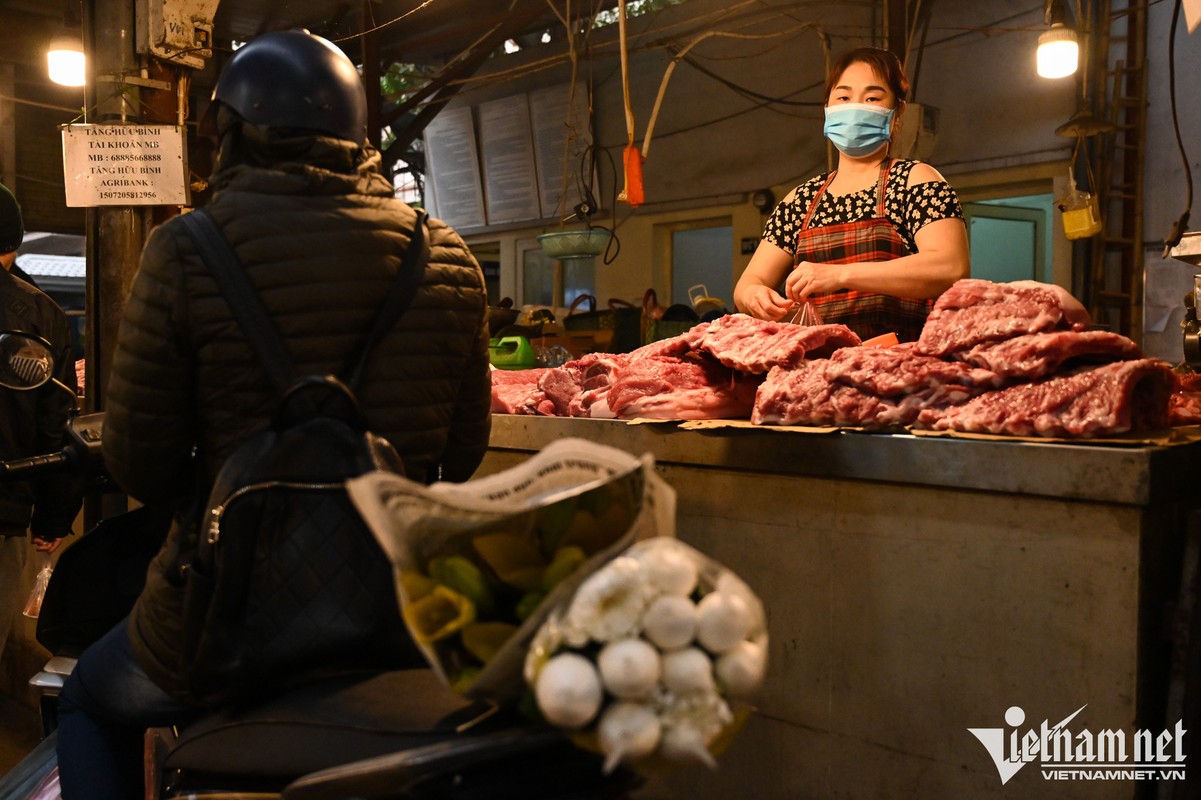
[61,124,189,207]
[478,97,541,224]
[529,83,592,220]
[423,107,486,229]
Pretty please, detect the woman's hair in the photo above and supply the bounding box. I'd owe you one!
[824,47,910,105]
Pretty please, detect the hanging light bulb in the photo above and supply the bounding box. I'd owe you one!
[47,34,86,87]
[1038,24,1079,78]
[1037,1,1079,79]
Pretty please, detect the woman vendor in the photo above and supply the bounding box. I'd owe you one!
[733,47,970,343]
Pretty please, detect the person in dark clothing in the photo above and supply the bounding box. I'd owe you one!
[55,31,492,800]
[0,182,80,667]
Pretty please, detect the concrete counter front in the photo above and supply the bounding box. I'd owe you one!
[480,416,1201,799]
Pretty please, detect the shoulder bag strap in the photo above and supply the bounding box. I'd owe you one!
[177,209,296,398]
[341,209,429,391]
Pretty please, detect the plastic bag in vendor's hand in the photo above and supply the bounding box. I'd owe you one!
[786,300,823,326]
[23,553,52,618]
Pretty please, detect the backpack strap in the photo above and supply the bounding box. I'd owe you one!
[178,208,430,398]
[177,209,296,398]
[341,209,429,391]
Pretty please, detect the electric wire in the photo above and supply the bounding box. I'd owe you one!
[1162,0,1192,255]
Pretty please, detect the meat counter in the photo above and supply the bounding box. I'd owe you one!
[478,415,1201,800]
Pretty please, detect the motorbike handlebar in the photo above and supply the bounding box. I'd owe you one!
[0,413,106,484]
[0,449,72,479]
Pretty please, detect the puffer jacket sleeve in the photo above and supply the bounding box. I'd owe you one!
[102,222,198,504]
[431,221,491,482]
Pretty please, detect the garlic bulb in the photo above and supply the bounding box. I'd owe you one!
[715,639,767,697]
[659,722,718,770]
[660,646,715,695]
[641,594,697,650]
[695,591,754,654]
[657,690,732,770]
[598,638,662,700]
[633,539,698,596]
[563,556,648,643]
[535,653,603,729]
[598,701,662,774]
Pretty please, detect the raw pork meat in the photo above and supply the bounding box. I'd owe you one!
[490,367,548,385]
[955,330,1142,380]
[823,342,1001,396]
[916,358,1176,438]
[628,324,711,361]
[1170,372,1201,426]
[489,368,566,416]
[696,314,861,373]
[539,368,582,416]
[917,279,1091,357]
[606,355,761,420]
[752,361,977,427]
[491,382,555,415]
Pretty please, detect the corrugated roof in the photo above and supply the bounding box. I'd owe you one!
[14,253,86,279]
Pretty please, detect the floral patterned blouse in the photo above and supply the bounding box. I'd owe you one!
[762,159,964,256]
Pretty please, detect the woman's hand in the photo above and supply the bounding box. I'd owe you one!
[786,261,845,302]
[734,240,794,320]
[740,284,793,321]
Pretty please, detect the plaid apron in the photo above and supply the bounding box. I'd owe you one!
[794,160,933,342]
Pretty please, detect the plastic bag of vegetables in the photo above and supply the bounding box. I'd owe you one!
[347,437,675,702]
[522,537,768,773]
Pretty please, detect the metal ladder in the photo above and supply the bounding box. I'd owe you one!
[1085,0,1149,339]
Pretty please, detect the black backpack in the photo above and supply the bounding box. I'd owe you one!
[175,208,428,706]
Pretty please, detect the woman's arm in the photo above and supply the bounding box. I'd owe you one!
[733,239,796,320]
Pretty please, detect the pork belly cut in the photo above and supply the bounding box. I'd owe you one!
[695,314,861,374]
[917,279,1091,357]
[606,354,761,420]
[752,361,977,427]
[627,323,710,360]
[955,330,1142,380]
[823,342,1001,396]
[491,381,556,415]
[916,358,1176,438]
[490,367,566,415]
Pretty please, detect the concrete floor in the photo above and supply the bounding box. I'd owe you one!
[0,690,41,778]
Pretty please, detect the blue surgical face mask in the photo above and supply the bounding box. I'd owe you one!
[823,103,895,158]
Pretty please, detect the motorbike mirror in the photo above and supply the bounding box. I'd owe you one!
[0,331,55,390]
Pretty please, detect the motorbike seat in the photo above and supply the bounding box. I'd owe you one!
[153,668,503,795]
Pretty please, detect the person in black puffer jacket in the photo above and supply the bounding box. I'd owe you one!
[55,31,492,800]
[0,181,80,669]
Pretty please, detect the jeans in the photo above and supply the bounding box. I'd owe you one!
[56,619,198,800]
[0,534,28,665]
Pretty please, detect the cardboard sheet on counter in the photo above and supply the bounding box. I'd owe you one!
[907,424,1201,447]
[503,414,1201,447]
[677,419,839,434]
[634,417,1201,447]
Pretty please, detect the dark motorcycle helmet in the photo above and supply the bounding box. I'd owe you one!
[201,29,367,143]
